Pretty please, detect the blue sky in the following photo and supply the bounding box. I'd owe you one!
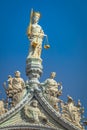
[0,0,87,119]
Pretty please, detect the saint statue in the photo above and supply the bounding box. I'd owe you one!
[41,72,62,111]
[5,71,25,107]
[41,72,62,97]
[27,9,49,59]
[12,71,25,93]
[24,100,47,123]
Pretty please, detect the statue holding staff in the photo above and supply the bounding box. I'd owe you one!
[27,9,50,59]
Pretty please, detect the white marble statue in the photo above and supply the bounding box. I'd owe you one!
[24,100,47,123]
[41,72,62,111]
[12,71,25,93]
[6,71,25,107]
[41,72,62,96]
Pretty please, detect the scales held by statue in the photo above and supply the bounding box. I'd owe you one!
[44,44,50,49]
[44,35,50,49]
[31,42,50,49]
[31,41,50,49]
[31,35,50,49]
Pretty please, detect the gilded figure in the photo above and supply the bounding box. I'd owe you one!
[27,9,49,59]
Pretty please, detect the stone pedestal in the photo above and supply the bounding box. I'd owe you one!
[26,57,43,89]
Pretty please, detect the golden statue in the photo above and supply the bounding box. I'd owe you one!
[27,9,50,59]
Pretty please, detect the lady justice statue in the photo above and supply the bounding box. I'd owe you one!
[27,9,50,59]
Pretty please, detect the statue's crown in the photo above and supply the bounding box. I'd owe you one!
[33,11,41,18]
